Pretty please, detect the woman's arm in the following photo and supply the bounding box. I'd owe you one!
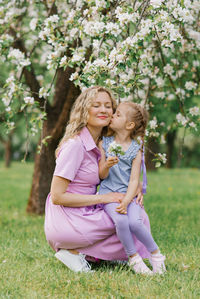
[116,150,142,214]
[98,140,118,179]
[50,175,123,207]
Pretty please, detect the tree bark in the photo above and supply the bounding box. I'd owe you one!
[4,136,12,168]
[0,132,13,168]
[166,130,176,168]
[26,69,80,214]
[145,137,159,171]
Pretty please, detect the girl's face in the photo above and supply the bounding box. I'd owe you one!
[110,103,129,131]
[87,92,113,128]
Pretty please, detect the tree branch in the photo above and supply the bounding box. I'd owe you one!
[9,28,49,111]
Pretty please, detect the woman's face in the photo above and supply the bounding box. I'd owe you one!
[87,92,113,128]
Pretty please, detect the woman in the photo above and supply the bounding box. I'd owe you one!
[44,86,150,272]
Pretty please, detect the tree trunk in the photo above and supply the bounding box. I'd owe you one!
[26,69,80,214]
[145,137,159,171]
[4,136,12,168]
[166,130,176,168]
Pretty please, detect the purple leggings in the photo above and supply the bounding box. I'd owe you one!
[104,200,158,257]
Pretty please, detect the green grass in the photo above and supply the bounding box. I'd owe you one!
[0,162,200,299]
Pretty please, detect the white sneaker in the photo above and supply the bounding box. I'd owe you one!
[149,253,166,274]
[129,254,153,275]
[55,249,92,273]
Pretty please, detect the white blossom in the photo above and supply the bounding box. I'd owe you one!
[185,81,197,90]
[176,113,188,126]
[154,91,165,99]
[149,118,158,129]
[70,72,79,81]
[157,153,167,164]
[30,18,37,31]
[189,122,196,129]
[60,56,67,67]
[39,87,49,99]
[150,0,164,8]
[163,64,174,76]
[24,96,34,104]
[155,77,165,88]
[189,106,199,116]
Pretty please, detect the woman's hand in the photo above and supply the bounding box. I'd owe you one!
[135,182,144,207]
[102,192,124,204]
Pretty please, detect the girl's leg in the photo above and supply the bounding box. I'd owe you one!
[127,201,158,253]
[104,202,153,275]
[104,203,136,257]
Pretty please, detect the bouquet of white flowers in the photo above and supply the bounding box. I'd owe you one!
[107,141,125,157]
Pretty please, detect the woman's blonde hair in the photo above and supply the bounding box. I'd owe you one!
[55,86,117,157]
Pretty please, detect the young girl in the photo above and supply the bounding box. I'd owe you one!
[98,102,166,275]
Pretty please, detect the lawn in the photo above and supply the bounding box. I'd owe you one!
[0,162,200,299]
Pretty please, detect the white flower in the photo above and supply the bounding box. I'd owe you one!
[6,75,15,84]
[163,64,173,76]
[189,106,199,116]
[105,23,121,37]
[149,118,158,129]
[95,0,107,8]
[60,56,67,67]
[176,113,188,126]
[150,0,164,8]
[193,60,200,67]
[39,87,49,99]
[108,141,125,156]
[8,49,31,67]
[69,72,79,81]
[167,94,175,101]
[154,91,165,99]
[185,81,197,90]
[189,122,196,129]
[8,49,24,60]
[44,14,59,27]
[24,96,34,104]
[30,18,37,31]
[155,77,164,88]
[2,97,11,107]
[69,28,79,38]
[93,58,107,68]
[157,153,167,164]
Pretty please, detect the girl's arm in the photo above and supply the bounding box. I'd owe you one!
[98,140,118,179]
[116,150,142,214]
[50,175,123,207]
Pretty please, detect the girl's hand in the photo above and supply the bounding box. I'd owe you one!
[105,156,119,168]
[136,192,144,207]
[135,182,144,207]
[116,200,129,214]
[103,192,124,204]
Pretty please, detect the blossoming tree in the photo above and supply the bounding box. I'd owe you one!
[1,0,200,214]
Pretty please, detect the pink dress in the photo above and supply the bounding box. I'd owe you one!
[44,127,150,260]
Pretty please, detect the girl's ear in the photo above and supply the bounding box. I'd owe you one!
[126,121,135,130]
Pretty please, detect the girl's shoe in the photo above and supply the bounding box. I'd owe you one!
[150,252,166,274]
[129,254,153,275]
[55,249,92,273]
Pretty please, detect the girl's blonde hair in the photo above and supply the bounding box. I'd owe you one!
[121,102,149,141]
[55,86,117,157]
